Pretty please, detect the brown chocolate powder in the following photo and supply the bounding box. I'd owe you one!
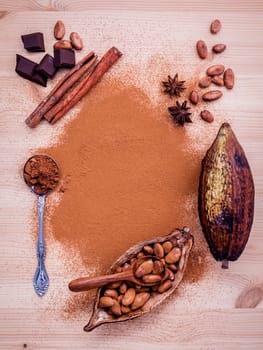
[40,79,210,305]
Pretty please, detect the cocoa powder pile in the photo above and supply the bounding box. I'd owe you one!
[23,154,59,195]
[40,78,211,284]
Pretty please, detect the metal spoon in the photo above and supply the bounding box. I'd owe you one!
[23,154,60,297]
[68,256,165,292]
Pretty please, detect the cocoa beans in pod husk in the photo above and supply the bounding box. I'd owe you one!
[80,228,193,331]
[198,123,254,268]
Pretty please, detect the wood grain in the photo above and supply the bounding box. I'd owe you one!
[0,4,263,350]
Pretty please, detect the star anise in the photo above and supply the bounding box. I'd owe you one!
[162,74,186,97]
[168,100,192,126]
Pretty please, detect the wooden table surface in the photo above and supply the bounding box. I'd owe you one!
[0,1,263,349]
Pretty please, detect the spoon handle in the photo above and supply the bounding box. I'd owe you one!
[69,270,133,292]
[33,195,49,296]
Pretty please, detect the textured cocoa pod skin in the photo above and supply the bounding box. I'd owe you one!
[198,123,254,268]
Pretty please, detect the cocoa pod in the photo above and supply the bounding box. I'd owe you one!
[198,123,254,268]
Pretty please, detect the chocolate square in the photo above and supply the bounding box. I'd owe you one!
[35,54,57,78]
[15,54,47,87]
[54,48,75,68]
[21,32,45,52]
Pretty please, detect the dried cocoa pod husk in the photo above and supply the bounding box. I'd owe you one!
[85,228,193,331]
[198,123,254,269]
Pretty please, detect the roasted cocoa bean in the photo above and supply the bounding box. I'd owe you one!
[212,76,224,86]
[142,274,162,284]
[122,288,136,306]
[210,19,222,34]
[153,243,164,258]
[189,90,199,105]
[99,296,115,308]
[134,259,153,278]
[54,40,72,49]
[70,32,83,50]
[54,20,65,40]
[131,292,150,310]
[143,245,153,255]
[165,247,182,264]
[212,44,226,54]
[158,280,173,293]
[200,110,214,123]
[199,76,212,88]
[104,289,119,300]
[202,90,223,102]
[152,260,164,275]
[119,282,128,294]
[196,40,208,59]
[207,64,225,76]
[111,301,122,316]
[223,68,235,89]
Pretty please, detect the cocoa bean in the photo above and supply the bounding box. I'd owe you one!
[212,44,226,54]
[131,292,150,310]
[143,245,153,255]
[153,243,164,258]
[99,296,115,308]
[121,305,131,314]
[142,274,162,284]
[196,40,208,59]
[210,19,222,34]
[122,288,136,306]
[158,280,173,293]
[134,259,153,278]
[54,40,72,49]
[202,90,223,102]
[212,76,224,86]
[199,76,212,88]
[207,64,225,76]
[70,32,83,50]
[200,110,214,123]
[152,260,164,275]
[119,282,128,294]
[54,20,65,40]
[111,301,122,316]
[165,247,182,264]
[224,68,235,89]
[104,289,119,300]
[189,90,199,105]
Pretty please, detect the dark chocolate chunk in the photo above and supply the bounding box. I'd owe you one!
[35,54,58,78]
[21,32,45,52]
[54,48,75,68]
[15,54,47,87]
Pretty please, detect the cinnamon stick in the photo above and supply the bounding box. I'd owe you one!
[25,51,96,128]
[46,47,122,125]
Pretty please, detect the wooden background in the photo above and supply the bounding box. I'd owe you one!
[0,1,263,349]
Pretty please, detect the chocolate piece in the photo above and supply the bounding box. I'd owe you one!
[21,32,45,52]
[35,54,57,78]
[15,54,47,87]
[54,48,75,68]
